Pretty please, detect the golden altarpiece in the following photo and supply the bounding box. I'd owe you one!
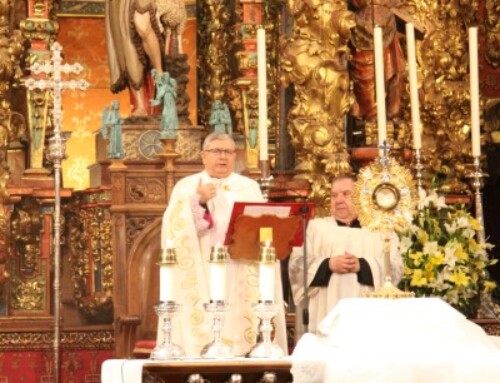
[0,0,499,380]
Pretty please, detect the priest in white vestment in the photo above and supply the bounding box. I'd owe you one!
[289,175,403,336]
[160,132,287,357]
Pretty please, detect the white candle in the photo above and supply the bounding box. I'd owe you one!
[259,262,275,302]
[469,27,481,157]
[374,26,387,153]
[165,239,174,249]
[257,28,268,161]
[210,262,227,301]
[160,264,174,302]
[405,23,422,150]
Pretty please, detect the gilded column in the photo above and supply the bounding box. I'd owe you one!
[0,0,27,299]
[281,0,355,211]
[197,0,233,127]
[20,0,58,176]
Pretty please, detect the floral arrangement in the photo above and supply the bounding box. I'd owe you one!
[398,190,497,317]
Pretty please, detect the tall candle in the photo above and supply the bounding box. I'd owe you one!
[257,27,268,161]
[259,262,275,302]
[469,27,481,157]
[159,245,175,302]
[209,243,227,301]
[374,26,387,153]
[210,262,227,301]
[159,264,174,302]
[405,23,422,150]
[165,239,173,250]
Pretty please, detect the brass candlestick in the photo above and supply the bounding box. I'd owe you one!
[413,148,425,195]
[259,159,273,201]
[466,156,487,246]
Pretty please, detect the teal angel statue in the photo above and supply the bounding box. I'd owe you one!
[101,100,125,159]
[151,69,179,139]
[209,100,232,134]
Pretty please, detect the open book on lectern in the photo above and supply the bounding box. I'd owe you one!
[224,202,315,261]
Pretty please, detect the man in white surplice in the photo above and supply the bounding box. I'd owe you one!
[160,132,287,357]
[289,175,403,336]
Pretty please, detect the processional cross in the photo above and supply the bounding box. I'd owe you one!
[24,41,89,383]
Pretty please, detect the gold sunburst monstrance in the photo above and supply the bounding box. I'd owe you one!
[354,155,417,298]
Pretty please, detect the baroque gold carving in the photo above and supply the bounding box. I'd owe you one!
[10,277,45,311]
[409,0,479,192]
[281,0,354,212]
[0,0,27,299]
[484,0,499,67]
[198,0,233,127]
[67,191,113,323]
[10,199,42,276]
[21,0,58,170]
[0,329,114,350]
[9,198,46,312]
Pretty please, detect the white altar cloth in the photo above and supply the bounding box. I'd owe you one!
[101,357,291,383]
[101,359,155,383]
[291,298,500,383]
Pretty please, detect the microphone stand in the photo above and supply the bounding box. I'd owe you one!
[300,205,309,333]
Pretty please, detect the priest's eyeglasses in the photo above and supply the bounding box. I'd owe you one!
[205,148,236,156]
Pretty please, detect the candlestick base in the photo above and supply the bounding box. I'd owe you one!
[249,301,285,359]
[150,301,185,360]
[200,301,233,359]
[465,156,487,246]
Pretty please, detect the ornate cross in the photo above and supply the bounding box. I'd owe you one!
[378,140,392,168]
[25,42,89,162]
[24,41,89,383]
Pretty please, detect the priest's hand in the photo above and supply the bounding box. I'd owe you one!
[197,180,217,204]
[329,254,360,274]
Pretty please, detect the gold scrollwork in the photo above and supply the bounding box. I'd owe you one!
[281,0,354,212]
[197,0,233,127]
[66,191,113,323]
[485,0,499,67]
[0,0,27,299]
[10,277,45,311]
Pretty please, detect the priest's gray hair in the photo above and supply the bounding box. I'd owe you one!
[202,132,235,150]
[331,173,356,186]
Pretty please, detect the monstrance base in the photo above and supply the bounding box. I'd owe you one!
[365,280,415,299]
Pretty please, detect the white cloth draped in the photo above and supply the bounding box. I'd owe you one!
[159,171,287,357]
[291,298,500,383]
[289,217,403,335]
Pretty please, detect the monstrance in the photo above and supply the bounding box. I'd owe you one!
[353,149,417,298]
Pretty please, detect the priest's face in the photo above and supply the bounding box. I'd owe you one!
[330,178,358,223]
[201,138,236,178]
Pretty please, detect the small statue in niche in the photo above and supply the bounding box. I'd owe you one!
[101,101,125,159]
[151,69,179,139]
[209,100,233,134]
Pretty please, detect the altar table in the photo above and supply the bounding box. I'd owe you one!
[291,298,500,383]
[101,358,292,383]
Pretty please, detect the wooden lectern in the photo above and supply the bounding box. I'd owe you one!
[224,202,314,260]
